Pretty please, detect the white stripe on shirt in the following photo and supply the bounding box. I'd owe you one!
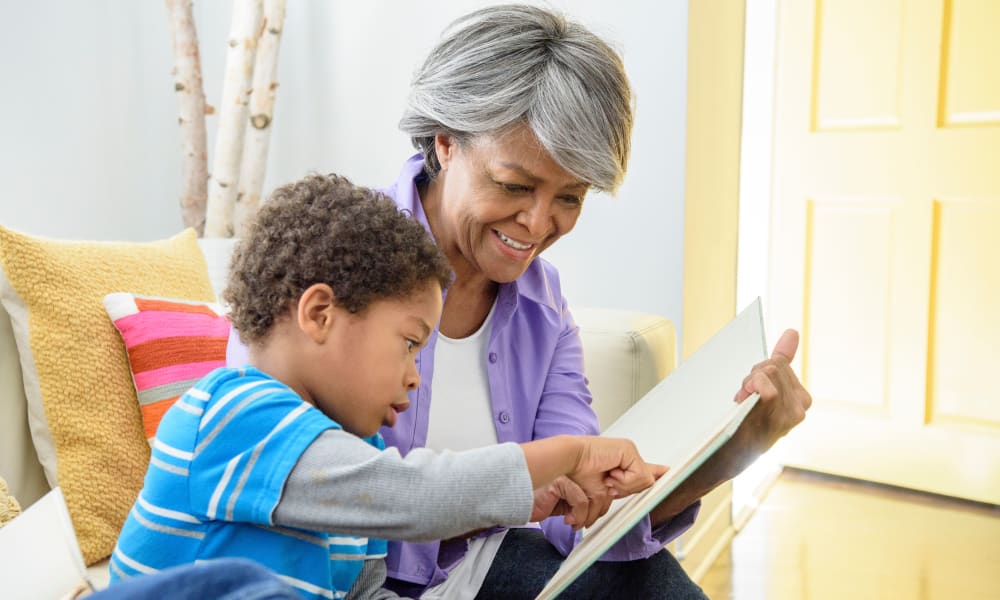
[259,524,328,547]
[329,536,369,546]
[225,403,311,520]
[172,399,204,416]
[186,388,211,401]
[207,454,241,519]
[199,379,271,430]
[149,455,189,476]
[153,438,193,461]
[278,574,339,599]
[137,494,200,524]
[113,548,158,575]
[195,387,277,455]
[130,507,206,540]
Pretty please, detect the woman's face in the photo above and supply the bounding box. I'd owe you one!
[431,125,589,284]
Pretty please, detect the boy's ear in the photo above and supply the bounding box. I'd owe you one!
[297,283,338,343]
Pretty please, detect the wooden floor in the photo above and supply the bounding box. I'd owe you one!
[699,469,1000,600]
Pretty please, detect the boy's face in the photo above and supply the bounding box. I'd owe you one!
[310,281,442,438]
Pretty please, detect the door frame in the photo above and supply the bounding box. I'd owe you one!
[679,0,747,581]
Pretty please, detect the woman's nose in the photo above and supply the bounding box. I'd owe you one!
[515,198,553,236]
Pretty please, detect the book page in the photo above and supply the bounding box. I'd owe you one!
[536,299,767,599]
[0,487,92,600]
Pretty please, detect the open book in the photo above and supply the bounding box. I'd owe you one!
[536,298,767,599]
[0,487,94,600]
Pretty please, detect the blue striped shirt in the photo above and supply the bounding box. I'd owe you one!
[110,367,387,599]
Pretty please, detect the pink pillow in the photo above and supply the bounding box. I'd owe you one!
[104,293,229,439]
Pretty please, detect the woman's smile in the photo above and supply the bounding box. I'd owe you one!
[494,229,534,251]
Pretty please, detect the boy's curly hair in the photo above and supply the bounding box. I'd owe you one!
[223,174,452,345]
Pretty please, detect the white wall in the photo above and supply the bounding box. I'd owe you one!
[0,1,688,329]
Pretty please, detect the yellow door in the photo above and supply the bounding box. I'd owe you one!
[769,0,1000,503]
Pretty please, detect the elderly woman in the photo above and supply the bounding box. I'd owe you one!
[372,5,810,600]
[225,4,810,599]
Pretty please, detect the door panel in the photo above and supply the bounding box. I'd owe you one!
[770,0,1000,503]
[803,198,897,412]
[928,200,1000,426]
[812,0,904,130]
[939,0,1000,126]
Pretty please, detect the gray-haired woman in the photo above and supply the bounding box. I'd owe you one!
[372,5,812,598]
[372,4,812,599]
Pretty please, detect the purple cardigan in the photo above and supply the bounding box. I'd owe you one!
[226,156,699,589]
[377,156,698,588]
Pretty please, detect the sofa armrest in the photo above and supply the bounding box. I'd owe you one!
[574,308,677,431]
[0,299,49,508]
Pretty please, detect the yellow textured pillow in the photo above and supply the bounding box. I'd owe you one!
[0,226,215,565]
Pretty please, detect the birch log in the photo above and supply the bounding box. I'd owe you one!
[165,0,208,235]
[204,0,263,238]
[233,0,287,236]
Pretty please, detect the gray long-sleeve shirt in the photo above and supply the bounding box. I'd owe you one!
[272,429,534,598]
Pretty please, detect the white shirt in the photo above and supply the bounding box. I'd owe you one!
[425,301,499,450]
[423,301,508,600]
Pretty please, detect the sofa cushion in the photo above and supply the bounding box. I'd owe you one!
[103,293,229,440]
[0,226,214,565]
[573,308,677,430]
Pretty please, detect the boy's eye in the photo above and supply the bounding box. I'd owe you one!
[406,339,417,352]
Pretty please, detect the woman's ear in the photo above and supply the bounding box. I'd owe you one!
[297,283,338,343]
[434,133,458,171]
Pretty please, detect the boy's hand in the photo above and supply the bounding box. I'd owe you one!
[519,435,667,528]
[568,437,667,504]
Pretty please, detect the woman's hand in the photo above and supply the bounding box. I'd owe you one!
[648,329,812,526]
[733,329,812,457]
[531,476,590,527]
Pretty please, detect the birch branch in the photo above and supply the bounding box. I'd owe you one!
[234,0,287,236]
[165,0,208,236]
[204,0,263,238]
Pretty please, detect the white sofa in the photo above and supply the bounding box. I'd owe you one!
[0,239,677,592]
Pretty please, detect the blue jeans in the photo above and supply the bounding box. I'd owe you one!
[474,528,709,600]
[90,558,299,600]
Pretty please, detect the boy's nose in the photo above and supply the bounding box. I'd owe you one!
[405,361,420,390]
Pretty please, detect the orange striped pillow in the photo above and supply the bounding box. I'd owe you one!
[103,293,229,440]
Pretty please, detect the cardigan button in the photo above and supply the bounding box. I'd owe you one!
[488,352,498,364]
[498,411,510,424]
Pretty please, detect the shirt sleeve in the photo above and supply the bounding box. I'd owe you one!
[535,297,701,560]
[273,430,534,541]
[187,382,332,525]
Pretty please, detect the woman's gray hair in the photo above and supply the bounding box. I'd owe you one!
[399,4,633,193]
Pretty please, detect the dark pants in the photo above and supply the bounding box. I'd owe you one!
[90,558,299,600]
[389,528,709,599]
[475,528,709,600]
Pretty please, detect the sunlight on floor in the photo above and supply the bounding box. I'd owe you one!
[700,469,1000,600]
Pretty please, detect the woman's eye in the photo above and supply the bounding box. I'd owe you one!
[500,182,529,194]
[561,195,583,207]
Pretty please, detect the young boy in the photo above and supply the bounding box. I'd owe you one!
[109,175,663,599]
